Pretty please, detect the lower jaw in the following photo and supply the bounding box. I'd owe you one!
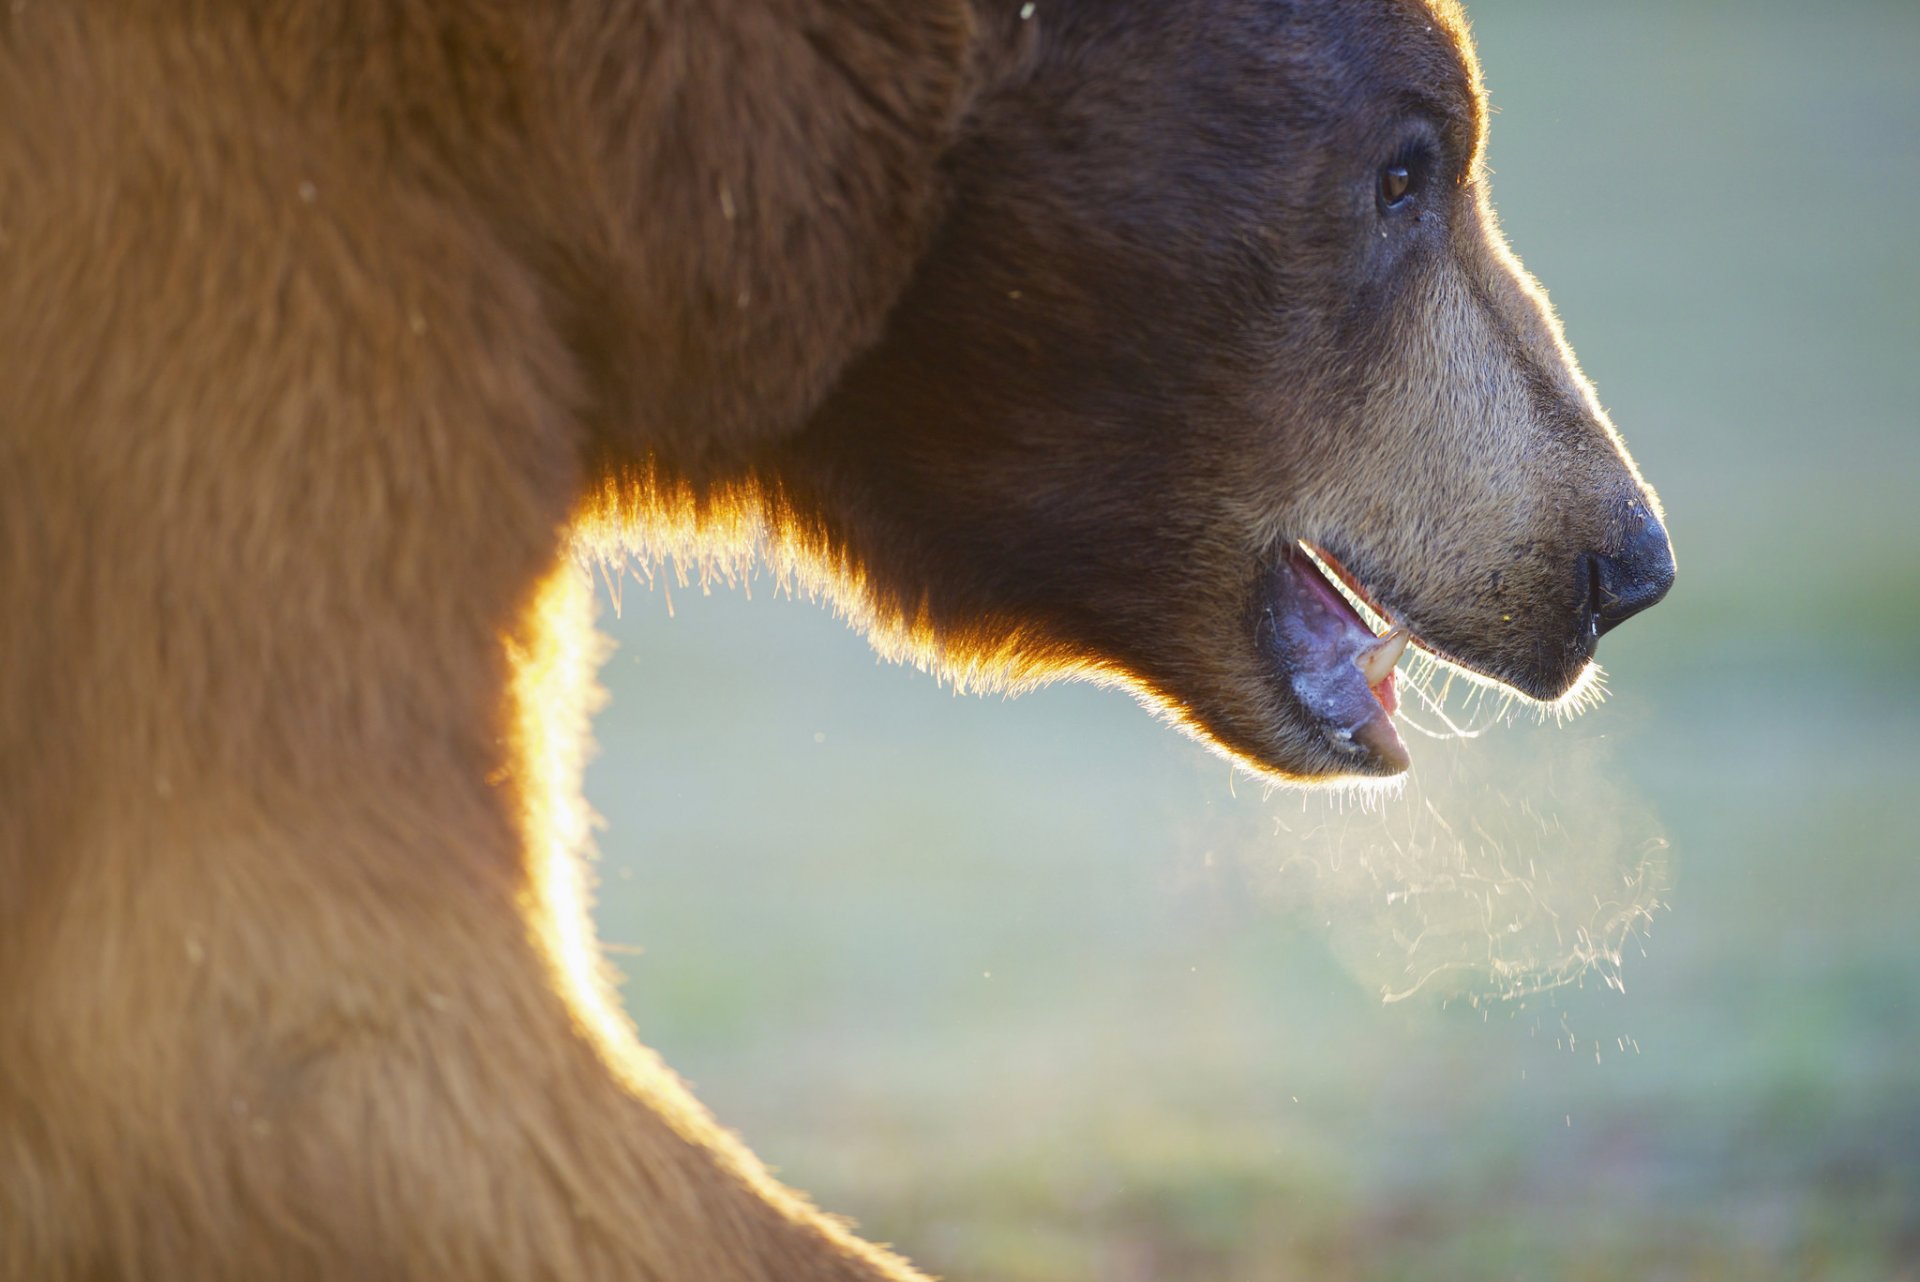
[1324,704,1410,775]
[1259,546,1411,776]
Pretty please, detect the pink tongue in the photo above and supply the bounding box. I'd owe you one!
[1375,668,1399,716]
[1261,547,1405,766]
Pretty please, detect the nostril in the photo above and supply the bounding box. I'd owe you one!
[1586,506,1676,639]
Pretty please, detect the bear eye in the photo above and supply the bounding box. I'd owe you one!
[1378,162,1415,209]
[1375,138,1435,215]
[1382,165,1413,205]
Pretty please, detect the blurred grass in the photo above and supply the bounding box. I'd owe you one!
[585,2,1920,1278]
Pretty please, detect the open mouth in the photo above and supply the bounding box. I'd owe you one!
[1258,541,1416,775]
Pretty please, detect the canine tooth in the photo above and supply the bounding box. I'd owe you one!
[1357,627,1410,688]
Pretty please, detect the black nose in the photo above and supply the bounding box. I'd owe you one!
[1586,502,1675,638]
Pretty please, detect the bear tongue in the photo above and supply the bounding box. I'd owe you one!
[1261,547,1409,769]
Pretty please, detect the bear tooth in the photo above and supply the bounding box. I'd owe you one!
[1356,627,1410,688]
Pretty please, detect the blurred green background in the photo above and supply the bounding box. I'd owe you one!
[585,2,1920,1278]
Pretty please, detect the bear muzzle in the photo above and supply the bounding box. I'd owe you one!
[1257,488,1675,780]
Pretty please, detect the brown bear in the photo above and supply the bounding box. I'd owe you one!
[0,0,1672,1278]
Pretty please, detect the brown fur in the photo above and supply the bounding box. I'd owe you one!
[0,1,1667,1277]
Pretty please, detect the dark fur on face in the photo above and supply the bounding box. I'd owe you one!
[729,0,1673,780]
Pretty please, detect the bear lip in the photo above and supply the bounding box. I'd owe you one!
[1258,544,1411,774]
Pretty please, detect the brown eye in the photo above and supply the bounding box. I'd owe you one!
[1379,163,1413,207]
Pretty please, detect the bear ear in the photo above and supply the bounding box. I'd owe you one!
[568,2,980,479]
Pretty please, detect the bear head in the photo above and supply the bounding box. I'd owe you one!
[730,0,1674,782]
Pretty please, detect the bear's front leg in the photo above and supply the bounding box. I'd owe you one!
[0,766,929,1280]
